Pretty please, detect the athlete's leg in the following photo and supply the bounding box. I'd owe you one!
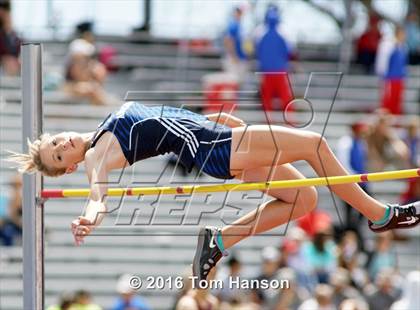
[229,125,387,222]
[221,164,318,249]
[192,124,418,284]
[191,163,317,284]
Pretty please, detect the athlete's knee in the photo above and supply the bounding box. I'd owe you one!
[306,132,330,156]
[297,186,318,211]
[318,136,331,157]
[306,186,318,210]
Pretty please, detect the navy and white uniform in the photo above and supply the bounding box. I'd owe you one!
[91,102,235,179]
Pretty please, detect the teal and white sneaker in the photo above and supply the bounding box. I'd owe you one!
[368,201,420,232]
[192,226,227,288]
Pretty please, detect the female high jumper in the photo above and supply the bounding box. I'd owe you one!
[8,102,419,285]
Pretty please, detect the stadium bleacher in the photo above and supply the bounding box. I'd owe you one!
[0,36,419,309]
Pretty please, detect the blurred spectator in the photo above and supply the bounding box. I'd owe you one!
[172,268,194,310]
[330,267,364,308]
[366,232,397,281]
[297,284,335,310]
[301,230,337,284]
[0,185,9,244]
[111,274,150,310]
[375,26,408,115]
[98,45,118,72]
[297,210,332,239]
[253,247,281,306]
[356,13,381,74]
[46,292,75,310]
[336,122,370,232]
[223,6,248,83]
[63,21,110,105]
[337,231,360,270]
[366,110,409,171]
[404,11,420,65]
[390,270,420,310]
[366,269,399,310]
[280,228,306,268]
[337,231,369,290]
[272,267,304,310]
[71,290,102,310]
[336,122,370,188]
[216,254,246,304]
[0,174,22,246]
[400,177,420,204]
[175,267,219,310]
[339,298,368,310]
[0,190,7,221]
[255,4,294,112]
[403,116,419,167]
[219,300,260,310]
[281,227,316,295]
[0,0,21,76]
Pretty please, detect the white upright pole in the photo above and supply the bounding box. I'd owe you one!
[21,43,44,310]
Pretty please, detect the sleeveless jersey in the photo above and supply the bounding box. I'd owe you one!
[91,102,233,177]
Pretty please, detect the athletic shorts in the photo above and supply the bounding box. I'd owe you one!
[193,125,235,180]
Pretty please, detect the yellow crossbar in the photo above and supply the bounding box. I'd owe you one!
[41,168,420,199]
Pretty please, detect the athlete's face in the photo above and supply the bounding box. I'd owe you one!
[39,132,87,173]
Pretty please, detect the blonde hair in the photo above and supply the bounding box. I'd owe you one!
[6,133,67,177]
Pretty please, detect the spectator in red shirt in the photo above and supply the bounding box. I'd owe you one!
[357,13,382,74]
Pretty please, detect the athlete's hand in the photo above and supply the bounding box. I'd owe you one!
[71,216,93,246]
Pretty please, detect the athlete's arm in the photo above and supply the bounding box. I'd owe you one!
[84,150,109,224]
[71,149,109,245]
[205,112,246,128]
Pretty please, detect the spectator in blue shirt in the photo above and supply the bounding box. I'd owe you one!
[367,232,397,281]
[222,6,248,82]
[337,122,370,232]
[111,274,150,310]
[255,5,294,112]
[376,26,408,114]
[0,174,22,246]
